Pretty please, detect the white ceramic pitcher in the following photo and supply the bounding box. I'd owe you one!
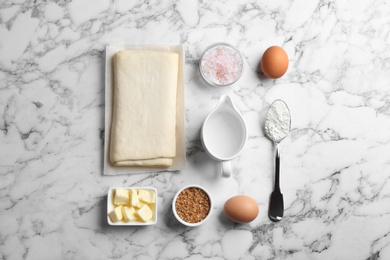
[201,95,248,177]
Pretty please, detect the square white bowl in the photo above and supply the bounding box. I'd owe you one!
[107,187,157,226]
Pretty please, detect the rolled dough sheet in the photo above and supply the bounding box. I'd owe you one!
[110,50,179,167]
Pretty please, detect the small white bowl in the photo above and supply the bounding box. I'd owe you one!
[107,187,157,226]
[172,185,213,227]
[199,42,244,87]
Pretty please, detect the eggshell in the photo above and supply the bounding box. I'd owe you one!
[260,46,289,79]
[223,195,259,223]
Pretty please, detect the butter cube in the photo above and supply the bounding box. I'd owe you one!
[136,204,153,222]
[134,201,146,209]
[122,206,137,222]
[108,206,123,222]
[148,203,155,213]
[114,188,129,205]
[138,189,156,204]
[130,189,140,207]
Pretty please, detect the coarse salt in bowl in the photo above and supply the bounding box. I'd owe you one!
[172,185,213,227]
[199,43,244,87]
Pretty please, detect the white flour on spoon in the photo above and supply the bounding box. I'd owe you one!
[265,100,291,143]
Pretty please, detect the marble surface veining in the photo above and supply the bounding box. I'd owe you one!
[1,0,390,259]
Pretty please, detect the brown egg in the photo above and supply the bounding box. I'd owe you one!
[260,46,289,78]
[223,195,259,223]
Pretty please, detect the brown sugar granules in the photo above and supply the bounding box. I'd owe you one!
[175,187,211,223]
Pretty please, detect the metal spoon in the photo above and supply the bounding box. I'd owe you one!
[264,100,291,222]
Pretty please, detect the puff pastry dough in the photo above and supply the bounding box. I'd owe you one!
[110,50,178,167]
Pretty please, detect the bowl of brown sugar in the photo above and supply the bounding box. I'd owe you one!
[172,185,213,227]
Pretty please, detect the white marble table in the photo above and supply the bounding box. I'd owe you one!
[1,0,390,259]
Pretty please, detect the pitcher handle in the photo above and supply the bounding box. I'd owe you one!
[220,161,232,178]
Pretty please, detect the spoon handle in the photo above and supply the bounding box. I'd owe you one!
[274,145,280,191]
[268,144,284,222]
